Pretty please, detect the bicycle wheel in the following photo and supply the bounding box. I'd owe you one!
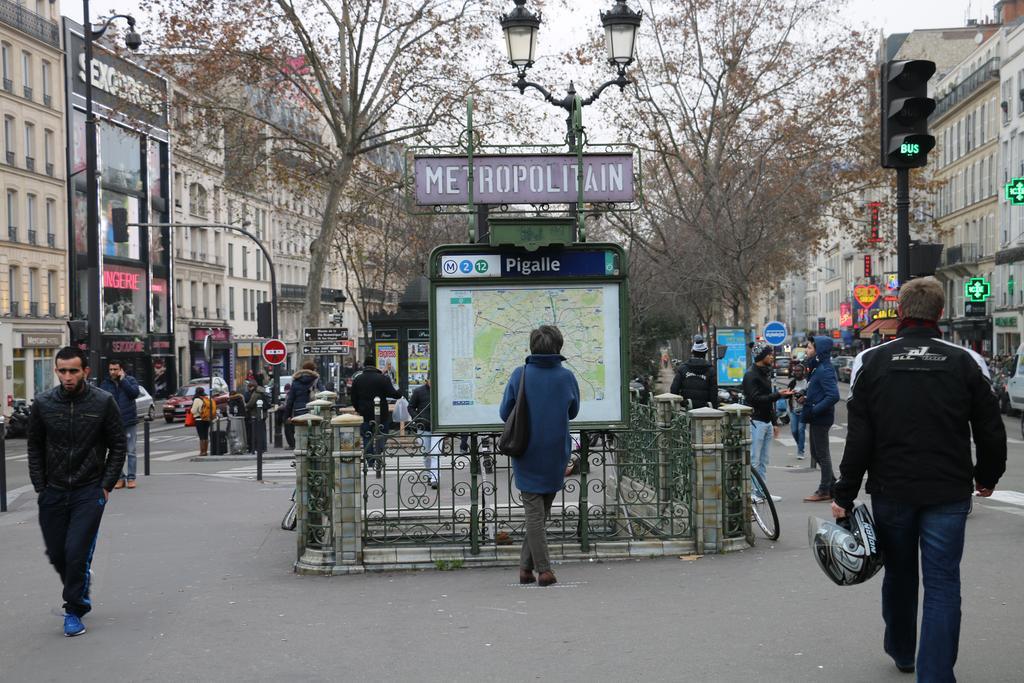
[281,491,297,531]
[750,468,780,541]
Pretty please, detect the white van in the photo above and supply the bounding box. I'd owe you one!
[1005,344,1024,411]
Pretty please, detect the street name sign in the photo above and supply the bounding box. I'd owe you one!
[262,339,287,365]
[303,327,349,342]
[414,153,634,205]
[302,342,350,355]
[439,249,618,279]
[762,321,787,346]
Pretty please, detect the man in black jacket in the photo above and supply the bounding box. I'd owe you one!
[670,335,718,409]
[350,356,403,475]
[27,347,127,637]
[831,277,1006,679]
[742,342,793,491]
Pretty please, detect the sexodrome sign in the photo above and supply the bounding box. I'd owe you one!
[414,153,634,206]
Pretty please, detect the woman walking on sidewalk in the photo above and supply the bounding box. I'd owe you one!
[190,387,214,456]
[499,325,580,587]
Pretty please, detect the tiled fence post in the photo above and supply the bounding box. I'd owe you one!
[688,406,725,554]
[330,413,365,574]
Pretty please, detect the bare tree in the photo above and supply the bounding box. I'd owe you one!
[610,0,871,329]
[141,0,496,329]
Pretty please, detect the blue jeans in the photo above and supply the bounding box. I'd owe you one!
[871,496,971,681]
[789,410,805,455]
[121,426,137,481]
[750,419,773,482]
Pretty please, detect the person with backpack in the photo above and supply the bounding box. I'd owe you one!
[282,360,324,449]
[670,335,718,409]
[189,386,216,456]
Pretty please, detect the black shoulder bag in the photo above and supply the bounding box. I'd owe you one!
[498,364,530,458]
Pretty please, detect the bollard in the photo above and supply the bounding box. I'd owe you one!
[143,415,151,476]
[0,416,7,512]
[255,399,265,481]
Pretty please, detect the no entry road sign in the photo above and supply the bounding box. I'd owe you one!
[262,339,287,365]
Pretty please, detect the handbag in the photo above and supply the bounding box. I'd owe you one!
[498,364,530,458]
[185,408,196,427]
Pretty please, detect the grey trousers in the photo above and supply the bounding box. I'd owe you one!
[809,424,835,494]
[520,492,556,573]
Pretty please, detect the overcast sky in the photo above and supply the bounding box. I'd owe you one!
[65,1,978,37]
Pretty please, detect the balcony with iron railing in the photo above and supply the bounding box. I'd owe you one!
[10,300,19,317]
[280,284,347,302]
[0,0,60,47]
[26,228,36,245]
[2,78,11,92]
[24,156,34,171]
[5,151,13,165]
[945,243,981,266]
[7,225,17,241]
[46,232,55,247]
[48,302,56,317]
[29,301,38,317]
[934,58,1000,120]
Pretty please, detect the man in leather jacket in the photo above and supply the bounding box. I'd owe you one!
[27,347,126,637]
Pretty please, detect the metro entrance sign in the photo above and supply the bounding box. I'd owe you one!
[262,338,287,365]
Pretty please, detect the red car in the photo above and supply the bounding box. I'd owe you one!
[163,380,230,422]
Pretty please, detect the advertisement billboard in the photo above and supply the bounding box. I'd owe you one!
[715,328,748,386]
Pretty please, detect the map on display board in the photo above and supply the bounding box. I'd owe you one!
[434,283,622,429]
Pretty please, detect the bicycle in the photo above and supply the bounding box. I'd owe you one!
[281,460,297,531]
[750,467,780,540]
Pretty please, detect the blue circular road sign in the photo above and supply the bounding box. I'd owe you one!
[763,321,787,346]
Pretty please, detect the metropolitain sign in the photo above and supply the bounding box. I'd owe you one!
[414,153,634,205]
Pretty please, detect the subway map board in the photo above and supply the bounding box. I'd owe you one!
[430,245,628,431]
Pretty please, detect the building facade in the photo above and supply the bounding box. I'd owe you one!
[1,0,68,404]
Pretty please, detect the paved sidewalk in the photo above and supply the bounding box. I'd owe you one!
[1,466,1022,681]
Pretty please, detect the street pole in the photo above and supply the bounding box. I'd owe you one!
[896,167,910,287]
[83,0,102,374]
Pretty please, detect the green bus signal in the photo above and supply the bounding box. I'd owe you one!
[900,143,921,156]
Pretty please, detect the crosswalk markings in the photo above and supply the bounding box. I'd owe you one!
[211,464,294,480]
[775,436,845,447]
[153,451,196,462]
[986,490,1024,507]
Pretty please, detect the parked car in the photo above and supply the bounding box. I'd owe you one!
[136,385,156,421]
[775,357,791,377]
[832,356,854,383]
[162,379,229,423]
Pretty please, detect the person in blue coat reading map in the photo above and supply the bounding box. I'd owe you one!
[499,325,580,588]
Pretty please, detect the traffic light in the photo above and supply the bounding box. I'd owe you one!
[67,320,89,346]
[256,301,272,338]
[880,59,936,168]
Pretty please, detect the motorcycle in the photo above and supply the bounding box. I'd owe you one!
[4,400,30,439]
[718,387,743,405]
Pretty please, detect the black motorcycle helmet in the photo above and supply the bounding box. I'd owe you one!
[808,504,884,586]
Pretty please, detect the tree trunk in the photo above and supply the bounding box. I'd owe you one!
[301,155,355,358]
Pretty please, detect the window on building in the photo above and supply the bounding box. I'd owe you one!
[175,279,182,307]
[202,283,209,315]
[6,189,17,235]
[256,251,262,280]
[4,115,14,159]
[242,246,248,277]
[24,122,34,165]
[1,43,10,85]
[189,183,208,218]
[47,270,57,314]
[190,282,197,313]
[26,194,36,239]
[215,284,222,316]
[43,128,53,169]
[250,289,255,320]
[228,243,234,275]
[21,52,31,91]
[243,288,249,320]
[8,265,20,314]
[229,286,235,320]
[45,198,55,243]
[980,103,987,143]
[41,60,51,102]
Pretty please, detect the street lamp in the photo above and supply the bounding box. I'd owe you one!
[82,0,142,374]
[499,0,642,144]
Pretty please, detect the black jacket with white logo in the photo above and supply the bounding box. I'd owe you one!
[670,357,719,409]
[832,325,1006,508]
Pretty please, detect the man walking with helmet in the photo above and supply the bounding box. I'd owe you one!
[828,276,1006,680]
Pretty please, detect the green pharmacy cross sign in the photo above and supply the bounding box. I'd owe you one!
[965,277,991,303]
[1006,178,1024,205]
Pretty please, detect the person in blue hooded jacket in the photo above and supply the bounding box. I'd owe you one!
[797,336,840,501]
[499,325,580,588]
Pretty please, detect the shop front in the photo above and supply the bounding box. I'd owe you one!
[952,316,992,354]
[993,315,1019,357]
[189,327,233,386]
[63,19,174,397]
[3,331,64,403]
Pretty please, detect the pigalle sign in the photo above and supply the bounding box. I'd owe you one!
[414,153,634,205]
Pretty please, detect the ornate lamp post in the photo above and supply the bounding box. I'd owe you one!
[83,0,142,372]
[499,0,642,148]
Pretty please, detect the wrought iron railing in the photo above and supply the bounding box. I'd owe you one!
[0,0,60,47]
[360,403,695,552]
[934,58,1000,120]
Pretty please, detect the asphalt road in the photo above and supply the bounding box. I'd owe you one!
[1,386,1021,681]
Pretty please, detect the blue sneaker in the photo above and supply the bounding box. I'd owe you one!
[64,613,86,637]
